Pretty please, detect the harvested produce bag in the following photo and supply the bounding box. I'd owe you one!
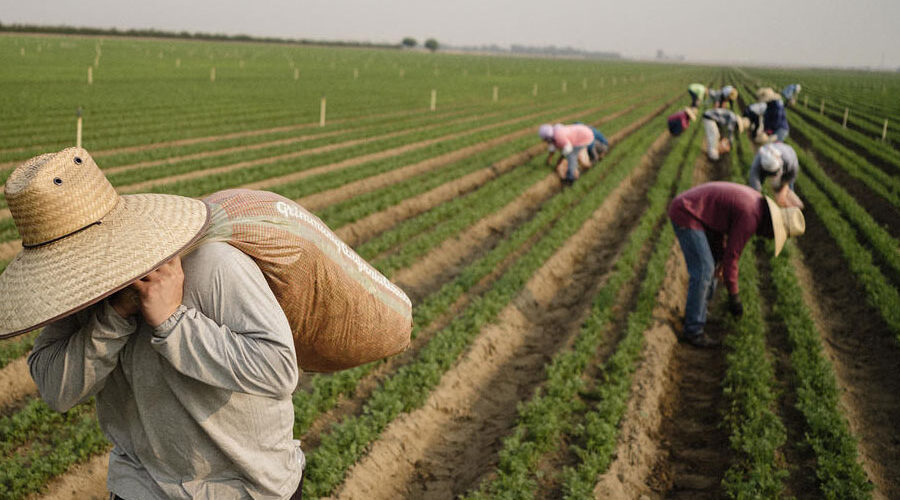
[198,189,412,372]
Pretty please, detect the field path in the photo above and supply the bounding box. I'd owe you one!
[791,198,900,500]
[329,131,671,499]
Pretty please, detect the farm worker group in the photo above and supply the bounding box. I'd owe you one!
[664,80,808,347]
[538,122,608,185]
[668,182,806,347]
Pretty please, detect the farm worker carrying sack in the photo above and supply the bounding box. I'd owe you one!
[748,142,804,209]
[667,107,697,136]
[687,83,706,108]
[701,108,748,161]
[668,182,805,347]
[538,123,594,185]
[758,87,790,142]
[2,148,305,499]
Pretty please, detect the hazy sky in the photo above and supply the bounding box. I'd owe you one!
[2,0,898,69]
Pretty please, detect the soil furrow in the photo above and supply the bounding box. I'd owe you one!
[116,111,489,194]
[0,106,444,167]
[592,152,735,499]
[755,244,820,499]
[334,95,678,248]
[329,131,670,500]
[0,358,37,412]
[791,200,900,500]
[792,129,900,240]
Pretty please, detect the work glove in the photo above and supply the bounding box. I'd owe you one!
[728,293,743,317]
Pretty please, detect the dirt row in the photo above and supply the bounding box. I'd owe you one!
[0,101,619,261]
[791,127,900,241]
[791,195,900,499]
[0,105,444,168]
[335,95,679,247]
[329,131,673,499]
[595,142,900,500]
[23,99,676,500]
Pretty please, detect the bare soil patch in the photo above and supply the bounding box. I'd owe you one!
[329,132,670,500]
[792,201,900,500]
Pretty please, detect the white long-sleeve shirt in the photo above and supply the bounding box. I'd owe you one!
[28,242,303,499]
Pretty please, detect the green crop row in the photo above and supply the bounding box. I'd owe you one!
[767,241,873,498]
[314,99,656,229]
[787,112,900,210]
[0,398,107,499]
[558,119,699,498]
[464,112,699,500]
[101,103,540,188]
[793,161,900,339]
[0,331,37,371]
[290,104,669,440]
[720,242,788,498]
[300,106,672,497]
[790,104,900,174]
[788,142,900,282]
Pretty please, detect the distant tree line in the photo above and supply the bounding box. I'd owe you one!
[447,42,620,60]
[0,21,407,50]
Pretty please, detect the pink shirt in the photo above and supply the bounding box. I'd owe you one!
[668,182,767,295]
[552,124,595,151]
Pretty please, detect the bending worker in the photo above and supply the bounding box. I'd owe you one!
[748,142,804,209]
[668,107,697,136]
[743,100,769,143]
[759,87,790,142]
[782,84,802,106]
[709,85,738,109]
[701,108,747,161]
[668,181,806,347]
[539,123,595,184]
[687,83,707,108]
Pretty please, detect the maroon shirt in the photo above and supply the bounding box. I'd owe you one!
[667,182,767,295]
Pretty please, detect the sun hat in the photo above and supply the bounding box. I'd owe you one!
[765,196,805,256]
[737,116,748,133]
[757,87,781,103]
[758,143,783,173]
[538,124,554,141]
[728,87,739,101]
[0,147,209,338]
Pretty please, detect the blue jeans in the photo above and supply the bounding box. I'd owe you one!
[673,223,717,336]
[565,146,586,181]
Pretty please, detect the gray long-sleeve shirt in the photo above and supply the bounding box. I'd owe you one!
[748,142,799,191]
[28,242,303,499]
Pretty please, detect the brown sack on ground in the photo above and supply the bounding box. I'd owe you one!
[199,189,412,372]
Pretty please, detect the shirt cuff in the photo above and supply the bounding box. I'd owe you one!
[151,304,189,339]
[97,300,139,338]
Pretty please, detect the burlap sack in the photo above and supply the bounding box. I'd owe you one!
[199,189,412,372]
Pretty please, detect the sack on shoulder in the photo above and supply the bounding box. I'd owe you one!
[197,189,412,372]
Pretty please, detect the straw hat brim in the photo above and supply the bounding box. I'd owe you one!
[766,195,787,256]
[0,194,209,338]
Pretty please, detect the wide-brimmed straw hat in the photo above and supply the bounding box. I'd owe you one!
[0,147,209,338]
[766,196,805,256]
[758,143,783,173]
[757,87,781,103]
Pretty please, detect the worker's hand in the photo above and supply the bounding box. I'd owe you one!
[109,287,140,319]
[132,256,185,328]
[728,293,743,317]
